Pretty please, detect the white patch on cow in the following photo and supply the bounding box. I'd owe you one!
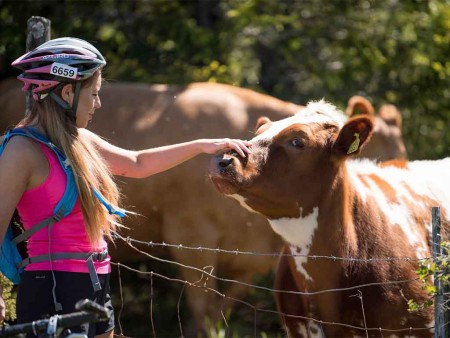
[230,194,258,214]
[295,321,324,337]
[408,158,450,216]
[252,100,345,143]
[308,321,325,337]
[348,158,450,259]
[297,322,308,337]
[269,208,319,281]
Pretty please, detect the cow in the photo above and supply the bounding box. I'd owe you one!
[208,100,449,337]
[0,78,407,334]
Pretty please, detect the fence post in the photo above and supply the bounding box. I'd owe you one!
[25,16,51,115]
[433,207,448,338]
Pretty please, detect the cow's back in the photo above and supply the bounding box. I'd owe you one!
[88,81,298,258]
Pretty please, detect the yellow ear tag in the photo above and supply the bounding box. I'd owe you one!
[347,133,360,154]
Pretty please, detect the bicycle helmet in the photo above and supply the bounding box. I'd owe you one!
[11,37,106,118]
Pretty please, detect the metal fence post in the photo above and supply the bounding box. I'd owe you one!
[25,16,51,115]
[433,207,449,338]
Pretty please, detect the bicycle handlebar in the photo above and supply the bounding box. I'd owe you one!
[0,299,110,337]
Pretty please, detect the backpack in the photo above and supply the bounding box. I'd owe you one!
[0,127,125,286]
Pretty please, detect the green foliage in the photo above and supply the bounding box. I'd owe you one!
[1,0,447,159]
[0,274,16,322]
[204,312,230,338]
[409,241,450,313]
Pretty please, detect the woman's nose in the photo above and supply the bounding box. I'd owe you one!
[95,96,101,109]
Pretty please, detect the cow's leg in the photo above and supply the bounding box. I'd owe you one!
[275,247,324,338]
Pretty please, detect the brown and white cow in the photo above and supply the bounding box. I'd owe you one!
[0,77,408,334]
[209,100,449,337]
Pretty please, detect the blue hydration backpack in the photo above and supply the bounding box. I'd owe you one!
[0,127,125,286]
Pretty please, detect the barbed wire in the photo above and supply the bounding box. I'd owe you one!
[111,260,436,335]
[113,232,441,263]
[114,234,421,296]
[111,232,444,336]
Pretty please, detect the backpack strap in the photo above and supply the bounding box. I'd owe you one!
[2,127,78,223]
[1,127,125,294]
[16,249,109,270]
[12,207,66,245]
[3,127,125,239]
[17,248,109,291]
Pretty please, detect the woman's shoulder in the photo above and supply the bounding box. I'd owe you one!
[1,135,42,163]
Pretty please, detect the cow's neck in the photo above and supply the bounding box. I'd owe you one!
[267,163,359,324]
[268,163,348,277]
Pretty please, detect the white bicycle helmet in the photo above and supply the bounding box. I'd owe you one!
[12,37,106,118]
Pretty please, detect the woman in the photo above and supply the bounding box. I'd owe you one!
[0,37,251,337]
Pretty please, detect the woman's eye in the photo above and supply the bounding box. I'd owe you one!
[291,138,304,148]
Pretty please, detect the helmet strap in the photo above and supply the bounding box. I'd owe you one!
[49,91,71,110]
[49,82,82,123]
[70,82,82,120]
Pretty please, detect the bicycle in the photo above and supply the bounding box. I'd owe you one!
[0,299,110,338]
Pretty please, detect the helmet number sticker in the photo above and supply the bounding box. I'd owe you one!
[50,63,77,79]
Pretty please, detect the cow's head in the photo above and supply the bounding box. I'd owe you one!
[208,100,374,219]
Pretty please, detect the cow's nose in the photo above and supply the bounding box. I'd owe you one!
[218,157,234,168]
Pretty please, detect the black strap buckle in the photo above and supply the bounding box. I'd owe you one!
[91,250,108,261]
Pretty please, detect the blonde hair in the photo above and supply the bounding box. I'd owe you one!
[18,74,122,244]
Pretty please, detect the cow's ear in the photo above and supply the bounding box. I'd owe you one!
[332,116,374,158]
[379,104,402,128]
[345,96,374,118]
[255,116,271,131]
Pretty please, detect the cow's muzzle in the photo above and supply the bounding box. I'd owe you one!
[218,156,234,168]
[208,152,242,194]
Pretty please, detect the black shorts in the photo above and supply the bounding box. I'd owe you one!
[17,270,114,337]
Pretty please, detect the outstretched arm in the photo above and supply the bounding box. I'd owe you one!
[79,128,251,178]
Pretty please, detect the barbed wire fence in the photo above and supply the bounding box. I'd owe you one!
[109,218,448,337]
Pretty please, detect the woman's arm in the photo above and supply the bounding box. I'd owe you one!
[0,137,34,244]
[79,128,251,178]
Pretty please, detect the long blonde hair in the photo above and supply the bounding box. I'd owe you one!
[18,74,122,244]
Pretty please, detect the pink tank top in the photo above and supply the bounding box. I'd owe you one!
[16,143,110,274]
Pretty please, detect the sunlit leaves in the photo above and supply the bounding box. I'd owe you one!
[0,274,16,322]
[0,0,448,159]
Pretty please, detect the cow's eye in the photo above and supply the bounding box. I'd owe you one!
[290,138,304,148]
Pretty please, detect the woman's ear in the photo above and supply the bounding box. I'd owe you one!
[61,83,74,104]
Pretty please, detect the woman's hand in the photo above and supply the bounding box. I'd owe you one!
[198,139,252,157]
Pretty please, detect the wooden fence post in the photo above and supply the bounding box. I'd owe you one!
[25,16,51,115]
[433,206,449,338]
